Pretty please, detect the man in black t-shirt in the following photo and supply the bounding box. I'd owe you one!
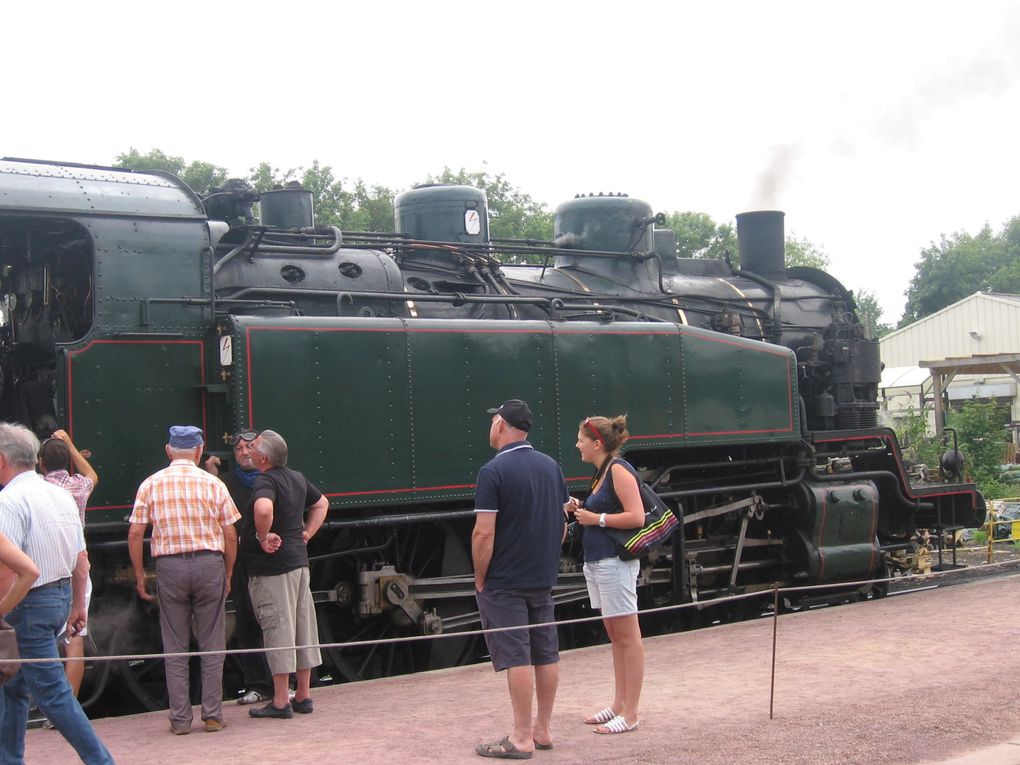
[240,429,328,720]
[472,399,568,759]
[206,430,274,705]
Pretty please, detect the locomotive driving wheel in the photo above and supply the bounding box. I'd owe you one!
[313,519,481,683]
[104,597,172,712]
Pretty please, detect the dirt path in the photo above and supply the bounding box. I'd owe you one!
[23,571,1020,765]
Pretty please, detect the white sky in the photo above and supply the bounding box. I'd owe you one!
[5,1,1019,324]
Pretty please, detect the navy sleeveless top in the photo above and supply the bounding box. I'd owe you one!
[582,458,641,562]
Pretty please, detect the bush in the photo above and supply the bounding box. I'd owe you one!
[895,401,1019,498]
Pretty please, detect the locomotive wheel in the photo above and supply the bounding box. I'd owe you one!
[314,520,480,682]
[106,598,171,712]
[106,595,206,712]
[860,558,893,600]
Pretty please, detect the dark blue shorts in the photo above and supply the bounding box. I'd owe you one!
[475,587,559,671]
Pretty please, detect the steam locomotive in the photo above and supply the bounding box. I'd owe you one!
[0,158,982,711]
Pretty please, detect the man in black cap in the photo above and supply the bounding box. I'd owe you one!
[473,399,569,759]
[128,426,240,735]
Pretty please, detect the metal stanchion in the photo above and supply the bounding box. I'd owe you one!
[770,584,779,720]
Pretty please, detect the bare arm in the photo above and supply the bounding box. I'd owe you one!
[0,534,39,616]
[605,464,646,529]
[52,429,98,487]
[127,523,154,602]
[253,497,282,553]
[303,495,329,543]
[66,550,90,634]
[471,512,497,592]
[222,523,237,594]
[574,464,646,529]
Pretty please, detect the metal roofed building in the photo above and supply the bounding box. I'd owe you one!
[878,292,1020,454]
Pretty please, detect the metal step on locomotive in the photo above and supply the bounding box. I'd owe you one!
[0,158,983,712]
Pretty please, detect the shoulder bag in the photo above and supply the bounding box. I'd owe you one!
[603,460,681,560]
[0,616,21,685]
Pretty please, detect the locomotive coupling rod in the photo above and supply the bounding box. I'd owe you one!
[319,509,476,529]
[659,466,806,500]
[683,495,763,526]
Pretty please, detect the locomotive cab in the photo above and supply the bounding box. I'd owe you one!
[0,214,94,437]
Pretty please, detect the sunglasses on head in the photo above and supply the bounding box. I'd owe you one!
[227,431,258,446]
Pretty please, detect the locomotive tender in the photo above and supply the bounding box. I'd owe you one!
[0,158,982,708]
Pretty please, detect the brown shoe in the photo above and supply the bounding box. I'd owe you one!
[170,723,191,736]
[204,719,227,732]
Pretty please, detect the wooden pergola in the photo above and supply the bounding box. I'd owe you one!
[919,353,1020,436]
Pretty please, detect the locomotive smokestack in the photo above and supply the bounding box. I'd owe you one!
[736,210,785,279]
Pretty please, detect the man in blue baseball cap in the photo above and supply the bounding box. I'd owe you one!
[128,426,241,735]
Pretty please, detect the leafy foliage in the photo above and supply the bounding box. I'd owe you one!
[665,212,737,261]
[783,235,829,269]
[115,148,228,195]
[950,399,1014,497]
[664,211,829,270]
[894,401,1017,498]
[853,289,892,339]
[900,217,1020,326]
[895,408,942,467]
[248,160,394,232]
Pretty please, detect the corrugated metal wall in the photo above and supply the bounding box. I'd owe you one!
[880,293,1020,367]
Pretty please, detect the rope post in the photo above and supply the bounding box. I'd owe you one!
[769,584,779,720]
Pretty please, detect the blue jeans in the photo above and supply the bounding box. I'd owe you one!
[0,581,114,765]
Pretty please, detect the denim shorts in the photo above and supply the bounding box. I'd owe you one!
[475,588,559,671]
[583,556,640,617]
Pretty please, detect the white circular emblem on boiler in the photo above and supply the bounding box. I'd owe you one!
[464,209,481,235]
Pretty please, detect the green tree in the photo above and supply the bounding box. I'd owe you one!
[115,148,228,195]
[783,235,829,269]
[853,289,892,339]
[422,166,553,241]
[898,400,1017,498]
[247,161,298,193]
[665,212,737,261]
[247,160,394,231]
[663,212,827,270]
[950,399,1013,496]
[895,408,942,467]
[900,217,1020,326]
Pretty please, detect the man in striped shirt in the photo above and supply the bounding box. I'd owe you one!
[39,429,98,709]
[128,426,240,736]
[0,422,114,764]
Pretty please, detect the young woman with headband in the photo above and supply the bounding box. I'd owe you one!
[568,414,645,735]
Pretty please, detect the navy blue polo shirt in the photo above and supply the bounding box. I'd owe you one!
[474,441,568,589]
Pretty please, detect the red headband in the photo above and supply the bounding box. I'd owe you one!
[583,419,602,443]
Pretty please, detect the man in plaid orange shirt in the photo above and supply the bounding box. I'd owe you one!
[128,426,241,736]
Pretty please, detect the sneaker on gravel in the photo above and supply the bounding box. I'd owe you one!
[238,689,269,705]
[291,698,313,714]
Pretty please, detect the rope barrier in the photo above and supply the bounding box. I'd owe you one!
[2,557,1018,666]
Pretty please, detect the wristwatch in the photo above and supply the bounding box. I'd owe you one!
[598,513,607,528]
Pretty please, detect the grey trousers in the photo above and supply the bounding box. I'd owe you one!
[155,552,227,726]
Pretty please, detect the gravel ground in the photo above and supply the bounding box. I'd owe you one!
[22,566,1020,765]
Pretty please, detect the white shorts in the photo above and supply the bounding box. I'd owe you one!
[583,557,639,617]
